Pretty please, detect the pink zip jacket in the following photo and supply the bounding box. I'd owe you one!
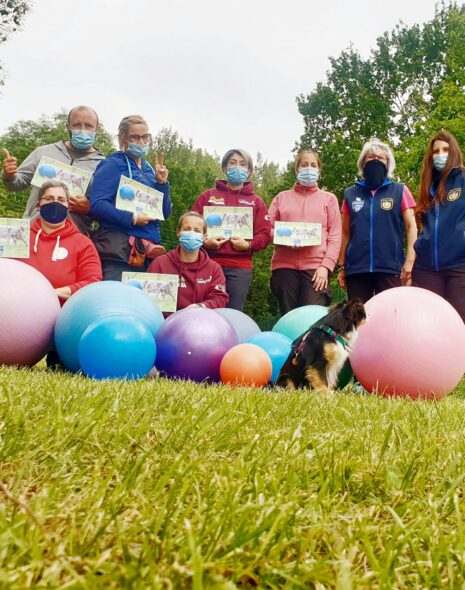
[268,183,342,271]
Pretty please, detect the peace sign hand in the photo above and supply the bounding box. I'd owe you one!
[153,152,169,185]
[2,148,18,178]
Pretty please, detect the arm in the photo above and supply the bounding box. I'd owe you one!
[267,195,280,238]
[401,207,417,285]
[249,198,272,253]
[337,210,350,289]
[1,147,42,192]
[89,159,134,228]
[67,240,103,296]
[313,196,342,292]
[198,264,229,309]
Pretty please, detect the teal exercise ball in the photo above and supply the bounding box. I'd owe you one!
[272,305,327,342]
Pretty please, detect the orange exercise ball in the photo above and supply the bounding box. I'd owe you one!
[220,343,272,387]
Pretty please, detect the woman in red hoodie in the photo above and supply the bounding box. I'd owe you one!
[23,180,102,303]
[191,149,271,311]
[147,212,228,315]
[268,150,342,315]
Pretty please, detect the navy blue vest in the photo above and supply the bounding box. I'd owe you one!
[414,168,465,271]
[344,180,405,275]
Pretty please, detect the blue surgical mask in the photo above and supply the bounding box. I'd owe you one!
[226,166,249,185]
[433,154,448,171]
[297,167,319,186]
[70,130,96,150]
[127,143,150,158]
[179,231,204,252]
[40,202,68,224]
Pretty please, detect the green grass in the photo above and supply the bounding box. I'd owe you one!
[1,368,465,588]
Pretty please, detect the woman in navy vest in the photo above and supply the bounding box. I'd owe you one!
[413,130,465,321]
[338,138,417,302]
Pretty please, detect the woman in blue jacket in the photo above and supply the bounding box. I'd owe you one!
[413,130,465,321]
[90,115,172,280]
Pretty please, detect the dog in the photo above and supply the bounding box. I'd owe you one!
[276,299,366,394]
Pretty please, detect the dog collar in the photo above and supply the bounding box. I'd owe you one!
[315,324,350,349]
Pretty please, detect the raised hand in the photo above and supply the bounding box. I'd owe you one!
[2,148,18,178]
[153,152,169,184]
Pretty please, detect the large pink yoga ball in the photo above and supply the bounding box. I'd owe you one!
[0,259,60,366]
[350,287,465,400]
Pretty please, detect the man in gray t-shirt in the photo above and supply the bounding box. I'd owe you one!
[1,105,105,236]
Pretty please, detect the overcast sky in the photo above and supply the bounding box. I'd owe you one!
[0,0,439,167]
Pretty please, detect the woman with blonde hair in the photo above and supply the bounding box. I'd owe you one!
[268,150,341,315]
[90,115,172,280]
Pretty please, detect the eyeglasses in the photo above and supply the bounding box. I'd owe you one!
[40,195,68,205]
[127,133,152,143]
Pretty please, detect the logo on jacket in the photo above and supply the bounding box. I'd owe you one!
[380,198,394,211]
[447,188,461,201]
[215,284,226,292]
[352,198,364,213]
[197,276,212,284]
[238,199,255,206]
[179,278,187,288]
[208,197,225,205]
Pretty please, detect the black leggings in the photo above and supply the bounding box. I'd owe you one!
[413,267,465,321]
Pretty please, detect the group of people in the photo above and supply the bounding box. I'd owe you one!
[2,105,465,328]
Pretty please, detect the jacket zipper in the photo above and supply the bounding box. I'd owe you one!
[370,191,375,272]
[434,202,440,271]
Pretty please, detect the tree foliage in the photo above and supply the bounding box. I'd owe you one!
[0,0,32,85]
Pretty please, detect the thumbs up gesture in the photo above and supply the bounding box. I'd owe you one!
[2,148,18,178]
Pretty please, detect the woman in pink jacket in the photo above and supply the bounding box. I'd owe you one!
[269,150,342,315]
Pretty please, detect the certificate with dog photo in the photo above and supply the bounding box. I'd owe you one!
[0,218,30,258]
[116,176,165,221]
[31,156,91,197]
[122,272,178,313]
[273,221,322,247]
[203,206,253,239]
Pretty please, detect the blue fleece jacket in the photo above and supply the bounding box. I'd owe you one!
[344,179,405,275]
[414,167,465,271]
[90,151,171,243]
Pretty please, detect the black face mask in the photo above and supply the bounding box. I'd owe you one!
[39,202,68,224]
[363,159,387,190]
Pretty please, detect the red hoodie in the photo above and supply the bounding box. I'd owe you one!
[191,180,271,269]
[147,246,228,315]
[22,219,102,297]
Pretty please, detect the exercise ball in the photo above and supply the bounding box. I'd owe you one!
[276,226,292,237]
[38,164,57,178]
[272,305,327,342]
[119,185,136,200]
[0,259,60,366]
[350,287,465,400]
[246,331,292,383]
[205,213,222,227]
[79,317,156,380]
[155,308,237,382]
[214,308,261,342]
[55,281,164,372]
[220,343,272,386]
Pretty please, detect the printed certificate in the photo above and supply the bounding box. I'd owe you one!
[0,218,30,258]
[122,272,178,313]
[203,206,253,239]
[116,176,165,220]
[273,221,322,247]
[31,156,91,197]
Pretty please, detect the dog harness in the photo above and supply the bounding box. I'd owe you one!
[291,324,350,366]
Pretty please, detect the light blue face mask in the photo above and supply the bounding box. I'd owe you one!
[433,154,448,171]
[179,231,204,252]
[127,142,150,158]
[226,166,249,185]
[297,167,319,186]
[70,130,96,150]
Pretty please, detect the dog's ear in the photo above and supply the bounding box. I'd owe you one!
[343,299,366,324]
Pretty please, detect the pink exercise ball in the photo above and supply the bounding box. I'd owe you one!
[350,287,465,400]
[0,259,60,366]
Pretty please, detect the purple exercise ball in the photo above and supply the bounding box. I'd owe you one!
[155,308,238,382]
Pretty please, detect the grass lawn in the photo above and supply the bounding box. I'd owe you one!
[1,367,465,588]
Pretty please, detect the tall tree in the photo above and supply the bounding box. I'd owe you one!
[1,0,32,86]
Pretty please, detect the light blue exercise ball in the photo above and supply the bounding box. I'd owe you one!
[246,331,292,383]
[272,305,328,342]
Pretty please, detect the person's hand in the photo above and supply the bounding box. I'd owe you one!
[400,258,414,286]
[2,148,17,178]
[312,266,329,291]
[55,286,72,300]
[186,303,206,308]
[204,236,228,250]
[68,195,90,214]
[230,236,251,252]
[133,212,154,226]
[337,268,347,289]
[153,152,168,184]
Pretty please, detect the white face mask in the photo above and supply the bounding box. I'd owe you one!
[297,167,319,186]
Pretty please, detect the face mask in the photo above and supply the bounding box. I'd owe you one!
[297,167,319,186]
[363,159,387,190]
[226,166,249,185]
[433,154,448,171]
[127,143,150,158]
[40,202,68,224]
[179,231,204,252]
[70,130,96,150]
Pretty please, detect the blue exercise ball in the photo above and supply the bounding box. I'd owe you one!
[55,281,164,372]
[119,184,136,200]
[205,213,222,227]
[214,308,261,343]
[276,226,292,237]
[126,279,143,289]
[246,331,292,383]
[38,164,57,178]
[272,305,328,342]
[79,317,156,380]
